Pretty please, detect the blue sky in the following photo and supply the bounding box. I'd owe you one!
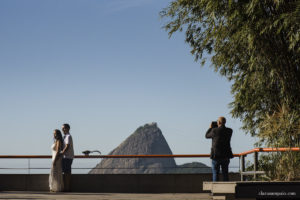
[0,0,255,169]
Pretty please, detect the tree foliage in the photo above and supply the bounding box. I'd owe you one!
[257,105,300,180]
[161,0,300,136]
[161,0,300,180]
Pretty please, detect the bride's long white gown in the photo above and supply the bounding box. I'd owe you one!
[49,143,64,192]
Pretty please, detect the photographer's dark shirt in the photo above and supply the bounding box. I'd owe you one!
[206,125,233,159]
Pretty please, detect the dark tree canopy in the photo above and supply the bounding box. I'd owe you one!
[161,0,300,136]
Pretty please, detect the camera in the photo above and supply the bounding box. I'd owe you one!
[211,121,218,128]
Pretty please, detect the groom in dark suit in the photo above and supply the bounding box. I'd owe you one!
[206,117,233,181]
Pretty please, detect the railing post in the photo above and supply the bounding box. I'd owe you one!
[254,151,258,180]
[240,155,245,181]
[28,158,31,174]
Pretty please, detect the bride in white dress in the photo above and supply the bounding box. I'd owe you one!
[49,129,64,192]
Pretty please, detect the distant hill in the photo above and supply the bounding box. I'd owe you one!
[167,162,211,174]
[89,122,211,174]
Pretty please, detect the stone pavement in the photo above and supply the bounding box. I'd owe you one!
[0,191,211,200]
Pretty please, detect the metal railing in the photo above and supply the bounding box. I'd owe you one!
[0,154,237,174]
[1,147,299,180]
[239,147,300,181]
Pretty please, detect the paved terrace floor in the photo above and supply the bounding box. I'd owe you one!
[0,191,211,200]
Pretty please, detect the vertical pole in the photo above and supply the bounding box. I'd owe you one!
[28,159,30,174]
[241,155,245,181]
[254,151,258,180]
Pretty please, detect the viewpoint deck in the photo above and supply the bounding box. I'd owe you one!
[0,191,211,200]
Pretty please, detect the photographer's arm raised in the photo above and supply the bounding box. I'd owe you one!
[205,122,215,138]
[205,128,214,138]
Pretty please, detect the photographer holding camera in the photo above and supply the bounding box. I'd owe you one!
[205,117,233,181]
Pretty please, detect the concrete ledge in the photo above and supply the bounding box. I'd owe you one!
[0,174,47,191]
[203,182,236,200]
[203,182,236,194]
[213,196,226,200]
[203,181,212,191]
[0,173,240,193]
[212,182,236,194]
[204,181,300,200]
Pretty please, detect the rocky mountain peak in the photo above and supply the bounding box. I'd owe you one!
[89,122,211,174]
[89,122,176,174]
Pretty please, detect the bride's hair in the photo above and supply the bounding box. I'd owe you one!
[54,129,63,150]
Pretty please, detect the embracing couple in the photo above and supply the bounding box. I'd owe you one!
[49,123,74,192]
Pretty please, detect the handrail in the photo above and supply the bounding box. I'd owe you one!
[238,147,300,181]
[1,148,299,177]
[239,147,300,156]
[0,147,299,159]
[0,154,214,159]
